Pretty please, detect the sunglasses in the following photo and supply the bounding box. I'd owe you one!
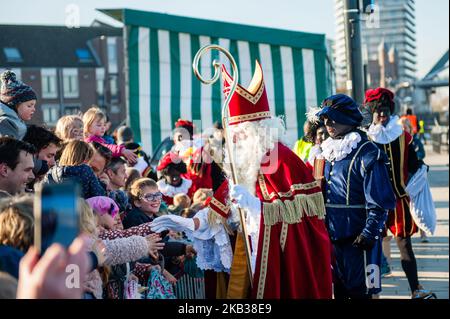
[141,192,163,202]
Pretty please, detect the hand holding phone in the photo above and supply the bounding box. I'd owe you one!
[34,181,81,254]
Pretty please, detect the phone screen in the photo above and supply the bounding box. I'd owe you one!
[35,182,81,254]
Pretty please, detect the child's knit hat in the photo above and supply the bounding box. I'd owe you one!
[0,70,37,108]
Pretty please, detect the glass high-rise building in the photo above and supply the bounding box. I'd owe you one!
[334,0,417,90]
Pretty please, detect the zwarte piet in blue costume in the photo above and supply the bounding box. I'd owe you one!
[317,94,396,299]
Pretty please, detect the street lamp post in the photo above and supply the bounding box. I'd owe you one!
[343,0,367,104]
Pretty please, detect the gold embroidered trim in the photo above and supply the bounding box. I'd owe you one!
[222,70,266,105]
[399,133,406,189]
[325,204,366,209]
[210,197,230,214]
[258,175,271,201]
[275,181,322,199]
[280,223,289,252]
[387,139,407,198]
[262,192,326,227]
[401,195,406,237]
[346,141,371,205]
[256,224,271,299]
[258,175,322,201]
[229,111,271,124]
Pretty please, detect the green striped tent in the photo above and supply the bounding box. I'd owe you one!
[103,9,334,154]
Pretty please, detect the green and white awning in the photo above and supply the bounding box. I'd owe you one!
[105,9,333,154]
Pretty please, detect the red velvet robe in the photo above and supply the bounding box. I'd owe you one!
[248,142,332,299]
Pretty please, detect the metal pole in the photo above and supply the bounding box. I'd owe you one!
[122,25,131,127]
[344,0,365,104]
[57,68,66,117]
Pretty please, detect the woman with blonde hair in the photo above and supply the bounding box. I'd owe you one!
[0,195,34,252]
[0,195,34,280]
[43,140,105,199]
[58,140,94,166]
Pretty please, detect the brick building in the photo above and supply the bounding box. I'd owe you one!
[0,24,126,129]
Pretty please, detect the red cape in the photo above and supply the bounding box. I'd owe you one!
[250,142,332,298]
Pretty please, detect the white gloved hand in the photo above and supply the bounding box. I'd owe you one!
[230,184,261,216]
[150,215,195,233]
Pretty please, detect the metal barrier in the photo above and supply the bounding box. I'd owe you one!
[431,128,449,154]
[174,274,205,299]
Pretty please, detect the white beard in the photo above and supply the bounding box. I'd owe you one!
[223,117,287,276]
[223,117,288,195]
[224,135,261,195]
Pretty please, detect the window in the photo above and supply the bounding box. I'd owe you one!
[76,49,93,63]
[64,105,81,116]
[99,106,107,115]
[63,68,79,98]
[96,68,105,96]
[41,68,58,99]
[109,75,119,102]
[3,48,22,63]
[107,37,118,74]
[41,105,60,125]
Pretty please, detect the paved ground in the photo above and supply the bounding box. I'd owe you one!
[380,145,449,299]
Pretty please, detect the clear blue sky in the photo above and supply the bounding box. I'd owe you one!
[0,0,448,78]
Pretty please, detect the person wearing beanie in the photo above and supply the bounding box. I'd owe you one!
[316,93,396,299]
[0,71,37,140]
[363,87,436,299]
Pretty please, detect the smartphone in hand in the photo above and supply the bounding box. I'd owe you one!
[34,181,81,254]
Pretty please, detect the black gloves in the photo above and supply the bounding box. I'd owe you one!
[352,234,376,251]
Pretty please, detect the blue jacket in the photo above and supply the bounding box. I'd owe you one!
[43,164,106,199]
[0,245,23,279]
[0,101,27,140]
[323,132,396,242]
